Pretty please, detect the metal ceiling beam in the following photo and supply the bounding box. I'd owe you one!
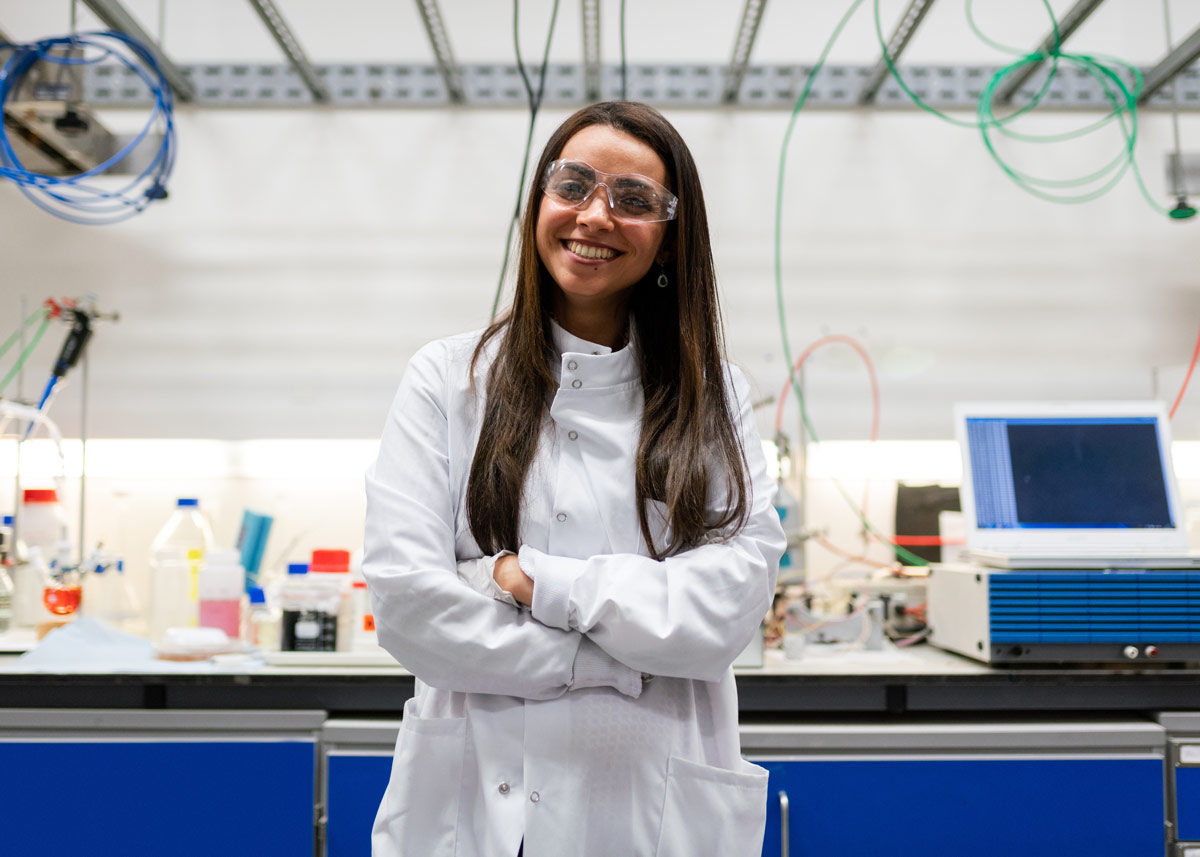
[1139,23,1200,105]
[994,0,1106,104]
[80,0,195,101]
[723,0,769,103]
[859,0,936,104]
[247,0,329,103]
[581,0,601,101]
[413,0,464,104]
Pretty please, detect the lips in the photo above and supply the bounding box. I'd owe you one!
[564,239,620,261]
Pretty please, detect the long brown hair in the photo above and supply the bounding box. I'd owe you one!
[467,102,748,559]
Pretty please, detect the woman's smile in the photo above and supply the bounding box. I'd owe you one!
[563,239,621,262]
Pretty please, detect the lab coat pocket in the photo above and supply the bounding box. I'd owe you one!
[372,698,467,857]
[653,755,769,857]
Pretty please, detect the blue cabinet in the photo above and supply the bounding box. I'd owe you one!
[1179,765,1200,842]
[747,721,1167,857]
[0,711,322,857]
[325,753,393,857]
[757,757,1164,857]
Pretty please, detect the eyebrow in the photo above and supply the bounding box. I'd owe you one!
[561,162,596,179]
[612,176,655,192]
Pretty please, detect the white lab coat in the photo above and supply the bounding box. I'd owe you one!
[363,321,786,857]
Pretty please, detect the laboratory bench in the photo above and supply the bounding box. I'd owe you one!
[1,643,1200,714]
[2,647,1200,856]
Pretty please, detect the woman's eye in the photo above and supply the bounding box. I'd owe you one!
[617,195,653,214]
[554,180,589,200]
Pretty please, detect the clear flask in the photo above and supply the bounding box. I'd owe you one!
[83,557,141,632]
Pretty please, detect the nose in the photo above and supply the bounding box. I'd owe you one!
[575,184,614,228]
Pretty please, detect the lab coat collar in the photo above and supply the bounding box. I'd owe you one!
[548,317,640,388]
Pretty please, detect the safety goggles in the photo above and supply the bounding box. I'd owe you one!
[542,159,678,223]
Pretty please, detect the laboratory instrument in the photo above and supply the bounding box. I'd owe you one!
[928,563,1200,664]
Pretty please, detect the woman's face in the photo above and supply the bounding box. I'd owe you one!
[535,125,670,313]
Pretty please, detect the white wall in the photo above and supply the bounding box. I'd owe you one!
[1,106,1197,440]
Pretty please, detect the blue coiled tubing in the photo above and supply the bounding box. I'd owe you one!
[0,30,176,225]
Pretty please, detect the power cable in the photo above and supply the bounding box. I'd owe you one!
[490,0,563,321]
[0,309,52,397]
[619,0,628,100]
[1169,326,1200,420]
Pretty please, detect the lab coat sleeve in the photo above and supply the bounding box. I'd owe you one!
[364,339,643,700]
[520,365,785,682]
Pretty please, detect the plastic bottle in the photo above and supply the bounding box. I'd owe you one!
[279,561,340,652]
[20,489,68,560]
[0,563,12,635]
[279,563,308,651]
[198,549,245,638]
[350,580,374,650]
[0,515,14,563]
[0,516,14,634]
[148,498,214,640]
[244,586,280,651]
[311,549,353,653]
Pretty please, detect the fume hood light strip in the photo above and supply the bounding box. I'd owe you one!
[79,62,1200,109]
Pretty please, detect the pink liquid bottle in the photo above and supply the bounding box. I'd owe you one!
[197,549,245,638]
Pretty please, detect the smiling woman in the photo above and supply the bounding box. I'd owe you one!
[535,129,674,345]
[363,101,786,857]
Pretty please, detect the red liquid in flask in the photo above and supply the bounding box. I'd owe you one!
[43,585,82,615]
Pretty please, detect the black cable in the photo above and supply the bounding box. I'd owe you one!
[619,0,627,100]
[490,0,562,321]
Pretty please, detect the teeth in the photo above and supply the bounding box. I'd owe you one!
[567,240,616,260]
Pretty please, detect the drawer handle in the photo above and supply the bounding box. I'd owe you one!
[779,789,790,857]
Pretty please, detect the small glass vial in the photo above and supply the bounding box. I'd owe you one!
[244,586,280,651]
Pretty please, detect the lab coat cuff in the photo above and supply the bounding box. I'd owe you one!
[570,636,643,699]
[456,552,519,607]
[519,545,585,632]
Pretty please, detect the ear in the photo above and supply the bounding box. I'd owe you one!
[655,240,676,266]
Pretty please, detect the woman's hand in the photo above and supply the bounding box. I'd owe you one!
[493,553,534,606]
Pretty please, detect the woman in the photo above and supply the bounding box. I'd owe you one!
[364,101,786,857]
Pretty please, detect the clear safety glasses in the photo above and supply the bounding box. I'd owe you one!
[542,160,678,223]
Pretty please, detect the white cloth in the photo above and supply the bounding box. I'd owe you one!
[364,320,786,857]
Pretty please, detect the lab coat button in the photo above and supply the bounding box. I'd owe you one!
[571,379,582,389]
[568,430,578,441]
[567,360,578,370]
[556,513,567,522]
[530,791,540,803]
[498,782,510,795]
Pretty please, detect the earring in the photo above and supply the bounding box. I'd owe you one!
[656,265,669,289]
